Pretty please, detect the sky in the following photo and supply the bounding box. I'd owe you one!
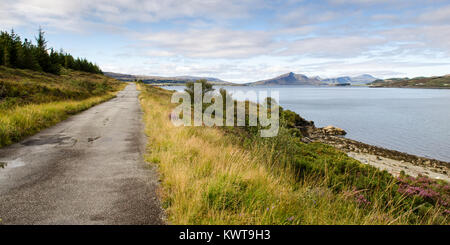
[1,0,450,83]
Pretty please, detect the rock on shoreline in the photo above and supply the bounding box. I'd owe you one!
[321,126,347,136]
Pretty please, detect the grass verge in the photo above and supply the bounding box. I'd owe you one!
[0,93,118,147]
[0,66,125,147]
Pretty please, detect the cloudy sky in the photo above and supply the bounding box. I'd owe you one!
[2,0,450,83]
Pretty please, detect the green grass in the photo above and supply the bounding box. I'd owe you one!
[0,66,124,147]
[138,84,449,225]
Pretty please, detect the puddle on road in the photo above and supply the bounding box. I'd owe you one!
[21,134,77,147]
[21,134,72,146]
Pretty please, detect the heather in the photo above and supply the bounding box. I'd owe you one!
[397,174,449,216]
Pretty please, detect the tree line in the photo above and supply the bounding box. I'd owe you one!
[0,28,102,75]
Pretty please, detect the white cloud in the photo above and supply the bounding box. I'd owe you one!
[140,29,277,59]
[328,0,392,5]
[2,0,259,30]
[282,36,386,57]
[418,5,450,23]
[277,6,339,26]
[2,0,450,80]
[380,25,450,56]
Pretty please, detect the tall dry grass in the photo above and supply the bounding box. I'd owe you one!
[0,92,118,147]
[0,66,125,147]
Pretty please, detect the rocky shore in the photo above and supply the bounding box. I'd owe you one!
[291,116,450,182]
[314,135,449,182]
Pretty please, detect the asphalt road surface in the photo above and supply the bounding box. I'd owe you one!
[0,84,164,224]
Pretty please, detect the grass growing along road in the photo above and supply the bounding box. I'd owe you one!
[0,66,125,147]
[0,83,164,225]
[138,84,449,225]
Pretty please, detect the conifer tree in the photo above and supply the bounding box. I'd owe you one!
[0,27,102,74]
[0,31,11,66]
[21,38,40,70]
[48,48,61,74]
[35,27,52,73]
[8,29,22,68]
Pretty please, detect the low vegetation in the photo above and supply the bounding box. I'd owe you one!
[369,75,450,88]
[0,66,124,147]
[138,83,449,225]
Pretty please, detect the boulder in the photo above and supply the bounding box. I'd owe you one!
[321,126,347,136]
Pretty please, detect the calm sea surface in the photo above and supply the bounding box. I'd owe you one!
[161,85,450,162]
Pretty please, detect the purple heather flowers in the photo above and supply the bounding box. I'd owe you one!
[397,174,450,211]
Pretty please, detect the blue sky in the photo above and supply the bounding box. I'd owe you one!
[1,0,450,83]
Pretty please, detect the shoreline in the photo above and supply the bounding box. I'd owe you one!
[368,86,450,89]
[155,84,449,181]
[311,134,449,182]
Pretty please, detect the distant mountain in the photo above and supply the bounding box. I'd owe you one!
[248,72,325,86]
[247,72,378,86]
[104,72,136,81]
[321,76,353,84]
[349,74,379,84]
[173,75,226,83]
[321,74,378,85]
[104,72,233,85]
[368,75,450,88]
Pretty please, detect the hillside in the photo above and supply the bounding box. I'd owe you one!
[0,66,124,147]
[369,75,450,88]
[104,72,234,85]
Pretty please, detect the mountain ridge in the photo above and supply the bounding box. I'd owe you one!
[105,71,379,86]
[248,72,378,86]
[321,74,378,85]
[247,72,325,86]
[104,72,232,85]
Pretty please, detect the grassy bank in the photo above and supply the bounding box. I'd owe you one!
[0,66,124,147]
[138,84,449,225]
[369,75,450,88]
